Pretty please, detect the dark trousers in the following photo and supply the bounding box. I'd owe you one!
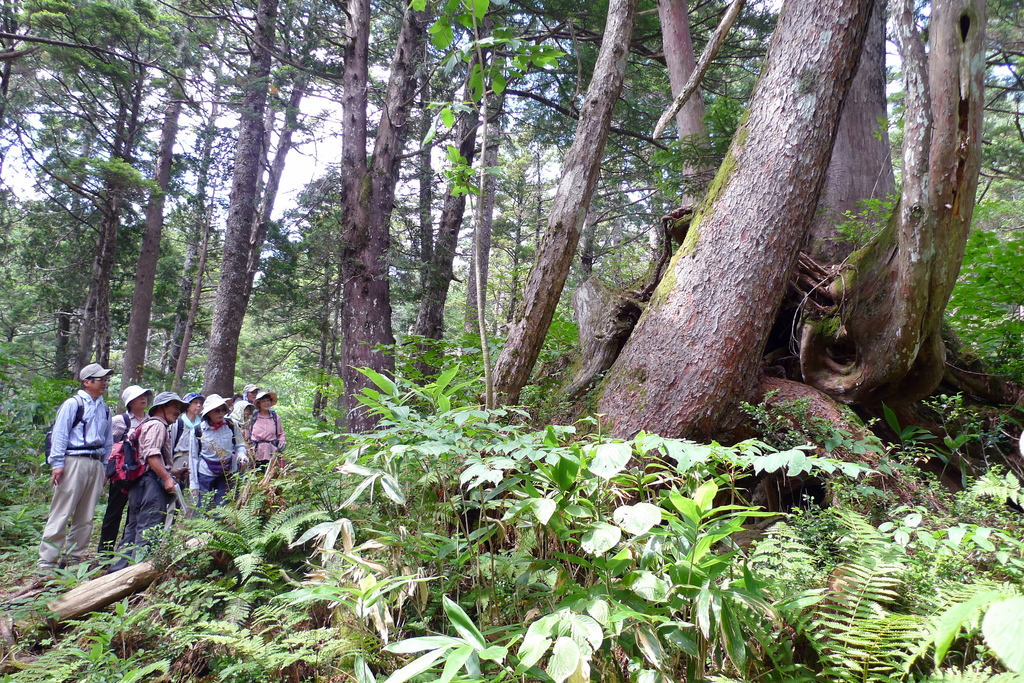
[196,472,231,508]
[110,473,172,573]
[98,483,131,554]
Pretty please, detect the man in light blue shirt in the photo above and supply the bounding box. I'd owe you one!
[38,363,115,573]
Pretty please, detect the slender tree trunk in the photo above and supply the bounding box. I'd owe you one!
[598,0,876,440]
[122,92,182,387]
[464,127,499,333]
[412,93,480,340]
[54,310,70,379]
[173,215,212,393]
[492,0,639,405]
[659,0,708,200]
[339,0,428,431]
[418,71,434,293]
[203,0,278,396]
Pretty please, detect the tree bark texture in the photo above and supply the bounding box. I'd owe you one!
[598,0,875,440]
[658,0,708,200]
[203,0,278,396]
[340,1,428,431]
[464,131,499,333]
[800,0,986,405]
[805,1,894,262]
[412,96,479,340]
[492,0,639,405]
[122,93,182,388]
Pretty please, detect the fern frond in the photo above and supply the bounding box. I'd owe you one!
[969,470,1022,506]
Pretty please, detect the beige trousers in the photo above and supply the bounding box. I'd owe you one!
[38,456,106,569]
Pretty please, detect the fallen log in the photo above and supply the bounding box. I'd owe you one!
[47,562,159,622]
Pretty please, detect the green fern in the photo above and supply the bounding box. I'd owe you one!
[969,470,1022,506]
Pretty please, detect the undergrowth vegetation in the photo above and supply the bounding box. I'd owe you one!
[0,359,1022,682]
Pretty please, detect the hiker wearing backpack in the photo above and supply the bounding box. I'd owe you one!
[250,391,285,469]
[188,394,249,507]
[38,363,114,574]
[97,385,153,556]
[110,391,188,573]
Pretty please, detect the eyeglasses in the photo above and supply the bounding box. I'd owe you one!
[213,406,229,413]
[87,377,110,383]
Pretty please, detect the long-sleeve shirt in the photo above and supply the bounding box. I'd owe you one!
[48,390,113,469]
[112,412,144,443]
[186,419,247,489]
[250,411,285,462]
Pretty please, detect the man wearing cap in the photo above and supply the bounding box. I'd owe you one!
[98,385,153,555]
[38,363,115,573]
[111,391,187,572]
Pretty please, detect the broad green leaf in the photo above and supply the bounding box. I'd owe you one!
[932,590,1004,665]
[492,72,507,94]
[693,481,718,513]
[429,18,455,50]
[982,596,1024,672]
[410,0,426,9]
[547,636,581,683]
[585,598,610,626]
[439,644,474,683]
[380,474,406,505]
[516,632,552,672]
[443,596,487,650]
[614,503,662,535]
[630,571,671,602]
[533,497,557,525]
[478,645,507,662]
[358,367,398,396]
[470,0,488,19]
[382,649,446,683]
[387,636,461,654]
[589,442,632,479]
[354,656,376,683]
[581,522,621,556]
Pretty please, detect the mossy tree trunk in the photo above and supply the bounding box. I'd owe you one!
[800,0,986,406]
[598,0,877,439]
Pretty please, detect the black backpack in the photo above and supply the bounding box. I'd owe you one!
[43,395,110,462]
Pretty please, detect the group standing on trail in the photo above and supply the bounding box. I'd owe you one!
[38,366,286,576]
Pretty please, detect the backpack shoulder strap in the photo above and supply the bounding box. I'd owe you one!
[70,394,85,429]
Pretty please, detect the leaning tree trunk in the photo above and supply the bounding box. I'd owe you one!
[339,0,428,432]
[805,0,894,262]
[492,0,639,405]
[800,0,985,406]
[122,91,182,388]
[598,0,876,440]
[203,0,278,397]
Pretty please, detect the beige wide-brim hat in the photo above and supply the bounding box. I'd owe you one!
[254,391,278,407]
[121,385,154,408]
[200,394,230,418]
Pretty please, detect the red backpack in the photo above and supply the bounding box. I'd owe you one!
[106,417,160,488]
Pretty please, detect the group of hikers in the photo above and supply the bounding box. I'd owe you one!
[38,364,287,575]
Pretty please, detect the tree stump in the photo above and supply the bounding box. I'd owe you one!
[47,562,159,622]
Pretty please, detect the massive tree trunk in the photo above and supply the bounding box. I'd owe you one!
[492,0,639,405]
[598,0,876,439]
[805,1,894,262]
[339,0,428,431]
[122,91,182,388]
[203,0,278,396]
[800,0,985,405]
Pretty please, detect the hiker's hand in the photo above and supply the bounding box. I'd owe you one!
[170,466,188,478]
[162,476,176,493]
[50,467,64,487]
